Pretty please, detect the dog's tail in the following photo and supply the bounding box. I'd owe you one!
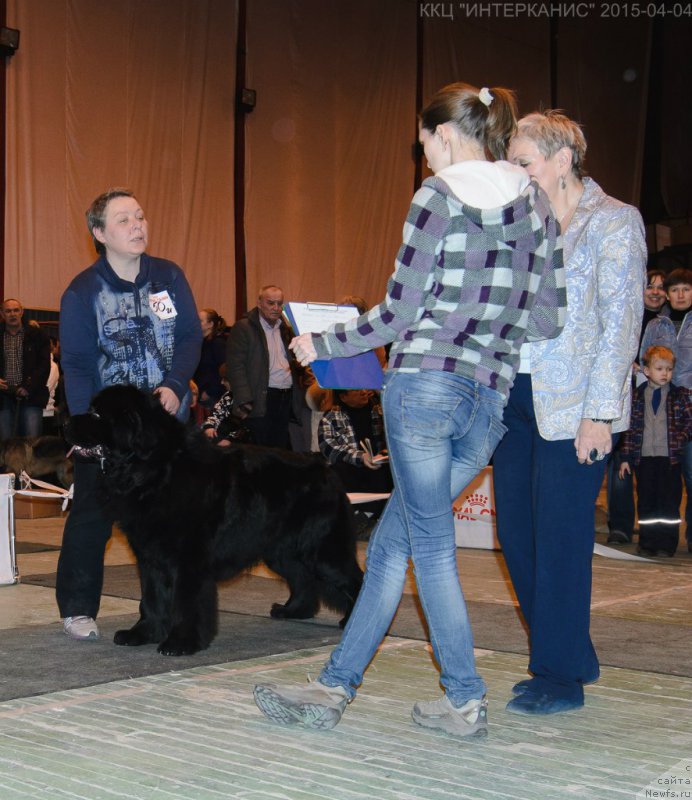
[316,489,363,618]
[318,563,363,614]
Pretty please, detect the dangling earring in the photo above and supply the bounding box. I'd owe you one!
[559,174,567,190]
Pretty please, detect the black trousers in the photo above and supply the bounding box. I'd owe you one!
[332,460,393,495]
[55,459,114,619]
[332,460,393,518]
[635,456,682,555]
[245,388,293,448]
[607,443,635,538]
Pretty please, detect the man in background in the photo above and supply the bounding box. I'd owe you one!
[226,285,302,448]
[0,298,50,438]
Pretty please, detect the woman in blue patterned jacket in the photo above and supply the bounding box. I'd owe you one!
[253,82,566,739]
[57,189,202,643]
[493,110,647,715]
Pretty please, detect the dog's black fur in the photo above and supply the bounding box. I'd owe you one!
[67,385,363,656]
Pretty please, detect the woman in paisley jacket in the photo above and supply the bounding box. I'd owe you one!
[492,110,647,715]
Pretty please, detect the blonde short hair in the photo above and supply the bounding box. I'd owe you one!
[515,110,587,179]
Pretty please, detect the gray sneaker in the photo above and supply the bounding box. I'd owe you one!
[412,694,488,738]
[63,616,100,641]
[253,681,350,730]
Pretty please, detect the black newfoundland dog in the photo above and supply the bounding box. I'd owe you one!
[67,385,364,656]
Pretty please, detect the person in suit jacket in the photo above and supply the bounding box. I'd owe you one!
[492,110,647,715]
[225,286,303,449]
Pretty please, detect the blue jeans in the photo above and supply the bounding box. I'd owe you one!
[319,371,507,706]
[0,396,43,438]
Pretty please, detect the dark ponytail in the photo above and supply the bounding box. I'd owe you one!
[419,82,517,161]
[201,308,226,336]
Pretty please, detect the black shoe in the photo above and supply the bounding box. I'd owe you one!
[637,546,657,557]
[512,673,599,696]
[655,550,675,558]
[606,530,631,545]
[506,691,583,715]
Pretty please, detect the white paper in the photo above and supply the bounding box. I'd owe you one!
[149,290,177,320]
[286,302,358,335]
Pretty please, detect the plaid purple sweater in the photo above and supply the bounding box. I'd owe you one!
[312,176,565,400]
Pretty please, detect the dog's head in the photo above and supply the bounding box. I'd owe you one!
[66,385,183,462]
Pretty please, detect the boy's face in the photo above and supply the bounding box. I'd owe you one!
[666,282,692,312]
[643,357,674,389]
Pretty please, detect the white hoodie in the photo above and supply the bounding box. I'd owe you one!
[435,160,530,209]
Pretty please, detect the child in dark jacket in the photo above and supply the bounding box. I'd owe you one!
[620,345,692,556]
[201,385,252,446]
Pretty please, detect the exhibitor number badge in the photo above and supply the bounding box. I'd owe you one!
[149,290,177,320]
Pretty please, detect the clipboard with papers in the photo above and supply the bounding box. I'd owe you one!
[284,301,384,390]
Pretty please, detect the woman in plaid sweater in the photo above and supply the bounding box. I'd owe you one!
[254,82,565,739]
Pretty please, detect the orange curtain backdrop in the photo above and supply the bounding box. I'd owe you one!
[422,14,651,207]
[421,16,551,183]
[422,15,551,115]
[5,0,237,321]
[243,0,416,311]
[2,3,658,321]
[557,18,651,206]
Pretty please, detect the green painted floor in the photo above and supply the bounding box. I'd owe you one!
[1,641,691,800]
[2,492,692,799]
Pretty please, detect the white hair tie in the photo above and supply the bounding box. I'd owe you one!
[479,87,494,107]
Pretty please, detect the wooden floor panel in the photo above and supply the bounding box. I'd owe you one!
[1,488,690,798]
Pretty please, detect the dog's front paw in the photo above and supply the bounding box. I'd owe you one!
[270,602,316,620]
[114,625,157,646]
[270,602,290,619]
[157,637,204,656]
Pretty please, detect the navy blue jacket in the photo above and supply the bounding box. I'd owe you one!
[60,254,202,416]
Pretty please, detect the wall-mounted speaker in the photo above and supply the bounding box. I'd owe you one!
[239,88,256,112]
[0,27,20,58]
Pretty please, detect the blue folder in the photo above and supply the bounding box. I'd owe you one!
[284,302,384,390]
